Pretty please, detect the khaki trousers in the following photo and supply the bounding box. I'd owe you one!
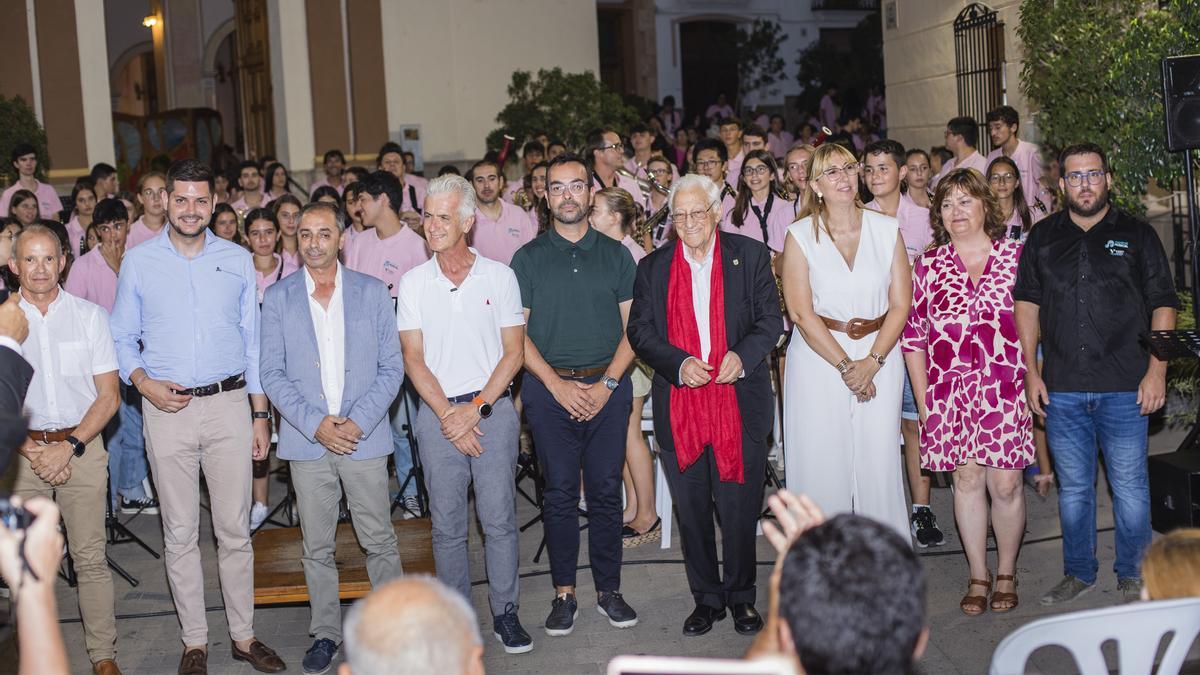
[142,388,254,646]
[8,435,116,663]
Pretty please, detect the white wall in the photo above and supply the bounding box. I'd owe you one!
[380,0,600,162]
[266,0,314,170]
[77,0,116,166]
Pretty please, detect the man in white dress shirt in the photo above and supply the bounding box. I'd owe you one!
[5,224,123,675]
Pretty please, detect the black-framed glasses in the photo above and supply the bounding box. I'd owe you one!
[600,142,624,152]
[742,165,771,177]
[1065,170,1106,187]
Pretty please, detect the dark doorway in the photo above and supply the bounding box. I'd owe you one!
[680,20,738,127]
[598,6,634,96]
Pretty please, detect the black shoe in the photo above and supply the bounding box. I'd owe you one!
[544,593,578,636]
[493,603,533,654]
[596,590,638,628]
[120,496,159,515]
[731,603,763,635]
[682,604,726,637]
[910,507,946,548]
[301,638,339,675]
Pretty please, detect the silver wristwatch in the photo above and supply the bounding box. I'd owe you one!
[601,376,619,391]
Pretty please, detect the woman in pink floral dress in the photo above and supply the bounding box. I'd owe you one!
[902,168,1033,616]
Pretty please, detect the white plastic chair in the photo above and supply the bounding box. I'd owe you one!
[640,395,673,550]
[988,597,1200,675]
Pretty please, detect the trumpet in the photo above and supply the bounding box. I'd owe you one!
[616,166,670,198]
[513,186,534,211]
[638,202,671,250]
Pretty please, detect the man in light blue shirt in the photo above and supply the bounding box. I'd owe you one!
[109,159,286,674]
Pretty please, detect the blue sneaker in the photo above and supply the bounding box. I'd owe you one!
[302,638,339,675]
[493,603,533,654]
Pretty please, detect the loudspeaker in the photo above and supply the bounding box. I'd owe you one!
[1149,450,1200,532]
[1163,55,1200,152]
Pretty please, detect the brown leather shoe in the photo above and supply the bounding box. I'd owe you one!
[231,639,286,673]
[92,659,122,675]
[178,649,206,675]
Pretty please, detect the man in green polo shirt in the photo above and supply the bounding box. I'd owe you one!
[510,152,639,637]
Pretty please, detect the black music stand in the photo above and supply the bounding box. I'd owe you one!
[390,387,429,518]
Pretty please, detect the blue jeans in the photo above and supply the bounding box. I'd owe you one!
[104,385,150,506]
[390,383,418,498]
[1045,391,1151,584]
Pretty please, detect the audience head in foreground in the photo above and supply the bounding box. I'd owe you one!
[340,576,484,675]
[1141,528,1200,601]
[778,513,928,675]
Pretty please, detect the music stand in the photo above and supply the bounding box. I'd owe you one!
[1144,330,1200,453]
[390,388,429,518]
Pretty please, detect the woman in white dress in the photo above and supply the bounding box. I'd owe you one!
[780,142,913,538]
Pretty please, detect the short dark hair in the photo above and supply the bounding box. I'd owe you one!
[346,166,370,182]
[548,139,566,151]
[522,141,545,158]
[930,145,954,166]
[243,207,277,232]
[584,127,620,166]
[629,122,650,136]
[238,159,260,175]
[437,164,462,177]
[167,159,215,194]
[946,116,978,148]
[779,514,926,675]
[905,148,931,165]
[718,117,743,130]
[323,149,346,163]
[692,137,728,163]
[9,143,36,165]
[359,170,404,215]
[545,152,591,187]
[1059,142,1109,174]
[985,105,1019,129]
[309,185,342,205]
[299,201,347,232]
[90,163,117,182]
[93,198,128,226]
[862,139,906,169]
[377,141,403,166]
[743,124,768,143]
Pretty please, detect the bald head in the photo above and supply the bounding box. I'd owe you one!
[340,577,483,675]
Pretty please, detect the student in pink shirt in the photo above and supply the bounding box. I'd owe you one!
[308,149,347,197]
[645,156,675,248]
[818,86,840,130]
[692,138,738,222]
[705,93,734,126]
[64,180,98,259]
[91,163,120,200]
[931,117,989,188]
[7,189,41,229]
[230,160,268,214]
[987,156,1045,243]
[209,202,248,248]
[339,182,369,265]
[719,117,746,183]
[767,115,794,160]
[985,105,1050,217]
[863,140,933,262]
[586,128,643,206]
[624,123,658,182]
[125,172,168,248]
[0,143,62,219]
[263,162,296,202]
[784,144,816,218]
[903,148,934,210]
[347,170,431,297]
[64,198,127,313]
[272,194,303,268]
[468,159,537,265]
[378,141,427,214]
[722,150,794,253]
[503,140,546,204]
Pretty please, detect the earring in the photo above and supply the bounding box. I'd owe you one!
[815,192,823,201]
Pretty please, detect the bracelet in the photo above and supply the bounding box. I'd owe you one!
[835,357,851,374]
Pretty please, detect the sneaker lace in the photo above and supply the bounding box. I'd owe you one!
[913,509,934,531]
[496,604,519,634]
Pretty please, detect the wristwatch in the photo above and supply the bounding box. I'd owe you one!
[252,411,272,421]
[65,435,86,457]
[472,395,493,419]
[601,376,620,391]
[869,352,886,367]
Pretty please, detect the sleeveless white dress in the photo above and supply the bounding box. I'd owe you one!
[783,209,909,539]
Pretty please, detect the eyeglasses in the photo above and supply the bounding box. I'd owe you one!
[646,168,671,177]
[600,142,624,152]
[818,162,861,181]
[1065,170,1106,187]
[742,165,771,177]
[548,181,588,197]
[694,159,722,169]
[670,204,714,223]
[989,173,1016,185]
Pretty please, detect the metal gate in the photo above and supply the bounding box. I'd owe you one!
[953,3,1006,151]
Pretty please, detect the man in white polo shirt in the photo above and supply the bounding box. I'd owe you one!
[6,224,123,675]
[397,174,530,654]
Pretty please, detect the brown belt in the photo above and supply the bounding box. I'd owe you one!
[28,427,77,444]
[821,315,885,340]
[552,364,609,378]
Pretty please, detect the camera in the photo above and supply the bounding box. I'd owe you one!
[0,497,32,532]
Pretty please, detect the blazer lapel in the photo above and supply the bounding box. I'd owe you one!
[338,271,360,416]
[720,235,740,342]
[289,275,320,357]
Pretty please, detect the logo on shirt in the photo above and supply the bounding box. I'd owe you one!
[486,299,491,305]
[1104,239,1129,257]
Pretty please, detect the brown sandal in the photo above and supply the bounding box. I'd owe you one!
[991,574,1019,612]
[960,573,992,616]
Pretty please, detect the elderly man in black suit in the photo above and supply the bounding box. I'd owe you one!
[627,173,783,638]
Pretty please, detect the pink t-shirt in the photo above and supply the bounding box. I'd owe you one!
[0,181,61,220]
[706,103,734,121]
[986,139,1046,214]
[818,95,838,130]
[255,253,300,304]
[591,170,644,206]
[931,151,989,188]
[309,176,345,197]
[726,150,746,187]
[65,215,86,259]
[62,247,119,312]
[866,193,932,262]
[471,199,538,266]
[397,174,428,214]
[125,217,167,249]
[229,192,269,214]
[768,131,794,160]
[720,193,794,253]
[620,235,646,264]
[345,226,430,298]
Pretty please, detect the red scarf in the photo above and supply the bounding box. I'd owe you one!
[666,233,744,483]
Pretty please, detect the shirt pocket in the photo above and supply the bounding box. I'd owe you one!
[57,340,92,374]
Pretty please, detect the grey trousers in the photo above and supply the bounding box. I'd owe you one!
[416,397,520,617]
[290,452,402,642]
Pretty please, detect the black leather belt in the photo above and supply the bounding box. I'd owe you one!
[447,388,511,404]
[172,373,246,397]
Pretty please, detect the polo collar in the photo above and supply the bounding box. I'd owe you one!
[433,247,483,285]
[549,225,598,251]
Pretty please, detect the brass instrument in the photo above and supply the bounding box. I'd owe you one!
[637,202,671,251]
[513,186,533,211]
[615,166,670,198]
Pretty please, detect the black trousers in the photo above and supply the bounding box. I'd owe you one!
[659,435,767,609]
[523,371,632,592]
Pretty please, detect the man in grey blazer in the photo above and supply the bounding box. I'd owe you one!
[259,202,404,675]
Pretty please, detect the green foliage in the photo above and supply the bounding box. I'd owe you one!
[1019,0,1200,215]
[733,19,787,109]
[795,13,883,120]
[487,68,640,154]
[0,95,49,184]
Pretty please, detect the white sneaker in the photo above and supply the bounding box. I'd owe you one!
[250,502,269,530]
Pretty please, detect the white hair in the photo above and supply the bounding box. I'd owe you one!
[668,173,722,213]
[425,174,476,220]
[342,576,481,675]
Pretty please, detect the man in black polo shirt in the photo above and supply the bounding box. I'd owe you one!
[1014,143,1178,605]
[510,153,639,636]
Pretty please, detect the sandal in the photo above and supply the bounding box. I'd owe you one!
[991,574,1019,612]
[960,573,992,616]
